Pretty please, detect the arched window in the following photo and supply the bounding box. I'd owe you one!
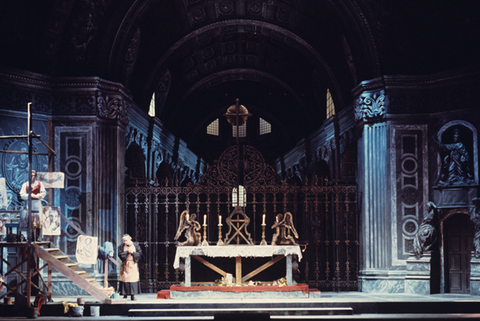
[233,124,247,138]
[232,123,247,138]
[207,118,219,136]
[148,92,155,117]
[259,117,271,135]
[326,88,335,119]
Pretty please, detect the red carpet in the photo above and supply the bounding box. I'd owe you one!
[167,283,309,293]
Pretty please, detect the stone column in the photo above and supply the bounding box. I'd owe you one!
[355,89,393,292]
[95,91,129,277]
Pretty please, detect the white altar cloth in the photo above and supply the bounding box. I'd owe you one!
[173,245,302,269]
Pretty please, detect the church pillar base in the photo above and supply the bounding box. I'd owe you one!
[405,251,431,295]
[359,270,405,293]
[470,254,480,295]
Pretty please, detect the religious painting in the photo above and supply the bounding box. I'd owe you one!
[41,206,61,235]
[1,140,39,193]
[76,235,98,264]
[0,213,11,236]
[37,172,65,189]
[0,177,8,209]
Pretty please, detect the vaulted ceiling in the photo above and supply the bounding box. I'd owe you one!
[1,0,479,163]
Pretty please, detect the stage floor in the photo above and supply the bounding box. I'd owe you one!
[1,292,480,320]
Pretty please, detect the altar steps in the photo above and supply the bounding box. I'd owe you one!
[127,306,354,318]
[2,292,480,320]
[118,295,480,320]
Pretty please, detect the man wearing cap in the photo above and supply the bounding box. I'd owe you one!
[118,234,142,300]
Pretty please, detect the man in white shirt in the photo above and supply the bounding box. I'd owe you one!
[20,170,46,240]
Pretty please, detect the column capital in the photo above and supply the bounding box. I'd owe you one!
[354,90,386,123]
[97,94,129,125]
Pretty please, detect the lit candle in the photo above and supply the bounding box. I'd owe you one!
[262,214,266,225]
[219,215,222,225]
[204,214,207,225]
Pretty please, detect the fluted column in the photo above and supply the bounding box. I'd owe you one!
[95,93,128,259]
[355,90,393,292]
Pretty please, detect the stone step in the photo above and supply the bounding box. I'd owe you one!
[127,307,354,317]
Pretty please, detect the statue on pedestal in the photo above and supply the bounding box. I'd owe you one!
[471,198,480,258]
[437,128,475,186]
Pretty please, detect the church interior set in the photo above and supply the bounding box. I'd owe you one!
[1,0,480,306]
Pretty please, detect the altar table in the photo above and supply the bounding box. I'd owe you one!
[173,245,302,287]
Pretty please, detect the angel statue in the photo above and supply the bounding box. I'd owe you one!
[174,210,202,246]
[271,212,299,245]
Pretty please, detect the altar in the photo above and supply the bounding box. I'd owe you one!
[174,245,302,287]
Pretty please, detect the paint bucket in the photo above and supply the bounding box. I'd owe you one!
[26,307,38,319]
[70,306,84,317]
[90,306,100,317]
[112,292,119,299]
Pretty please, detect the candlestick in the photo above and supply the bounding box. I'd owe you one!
[217,221,223,246]
[202,222,209,246]
[260,221,267,245]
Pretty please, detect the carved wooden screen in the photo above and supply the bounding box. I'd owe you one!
[125,145,358,291]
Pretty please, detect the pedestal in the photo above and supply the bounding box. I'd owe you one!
[433,185,479,208]
[405,251,431,295]
[470,253,480,296]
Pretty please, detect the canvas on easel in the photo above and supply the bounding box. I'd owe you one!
[76,235,98,264]
[41,206,61,236]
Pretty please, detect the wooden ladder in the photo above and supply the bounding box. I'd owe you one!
[34,244,112,302]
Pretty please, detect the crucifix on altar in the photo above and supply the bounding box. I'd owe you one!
[223,98,254,245]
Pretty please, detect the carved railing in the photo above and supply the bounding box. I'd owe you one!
[125,146,358,292]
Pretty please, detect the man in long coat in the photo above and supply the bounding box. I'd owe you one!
[118,234,142,300]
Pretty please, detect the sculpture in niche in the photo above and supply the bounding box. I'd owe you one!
[125,139,146,186]
[271,212,299,245]
[70,13,96,62]
[156,153,174,186]
[413,201,438,258]
[471,198,480,258]
[436,127,475,186]
[309,150,330,186]
[286,167,302,186]
[174,210,201,246]
[124,28,141,86]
